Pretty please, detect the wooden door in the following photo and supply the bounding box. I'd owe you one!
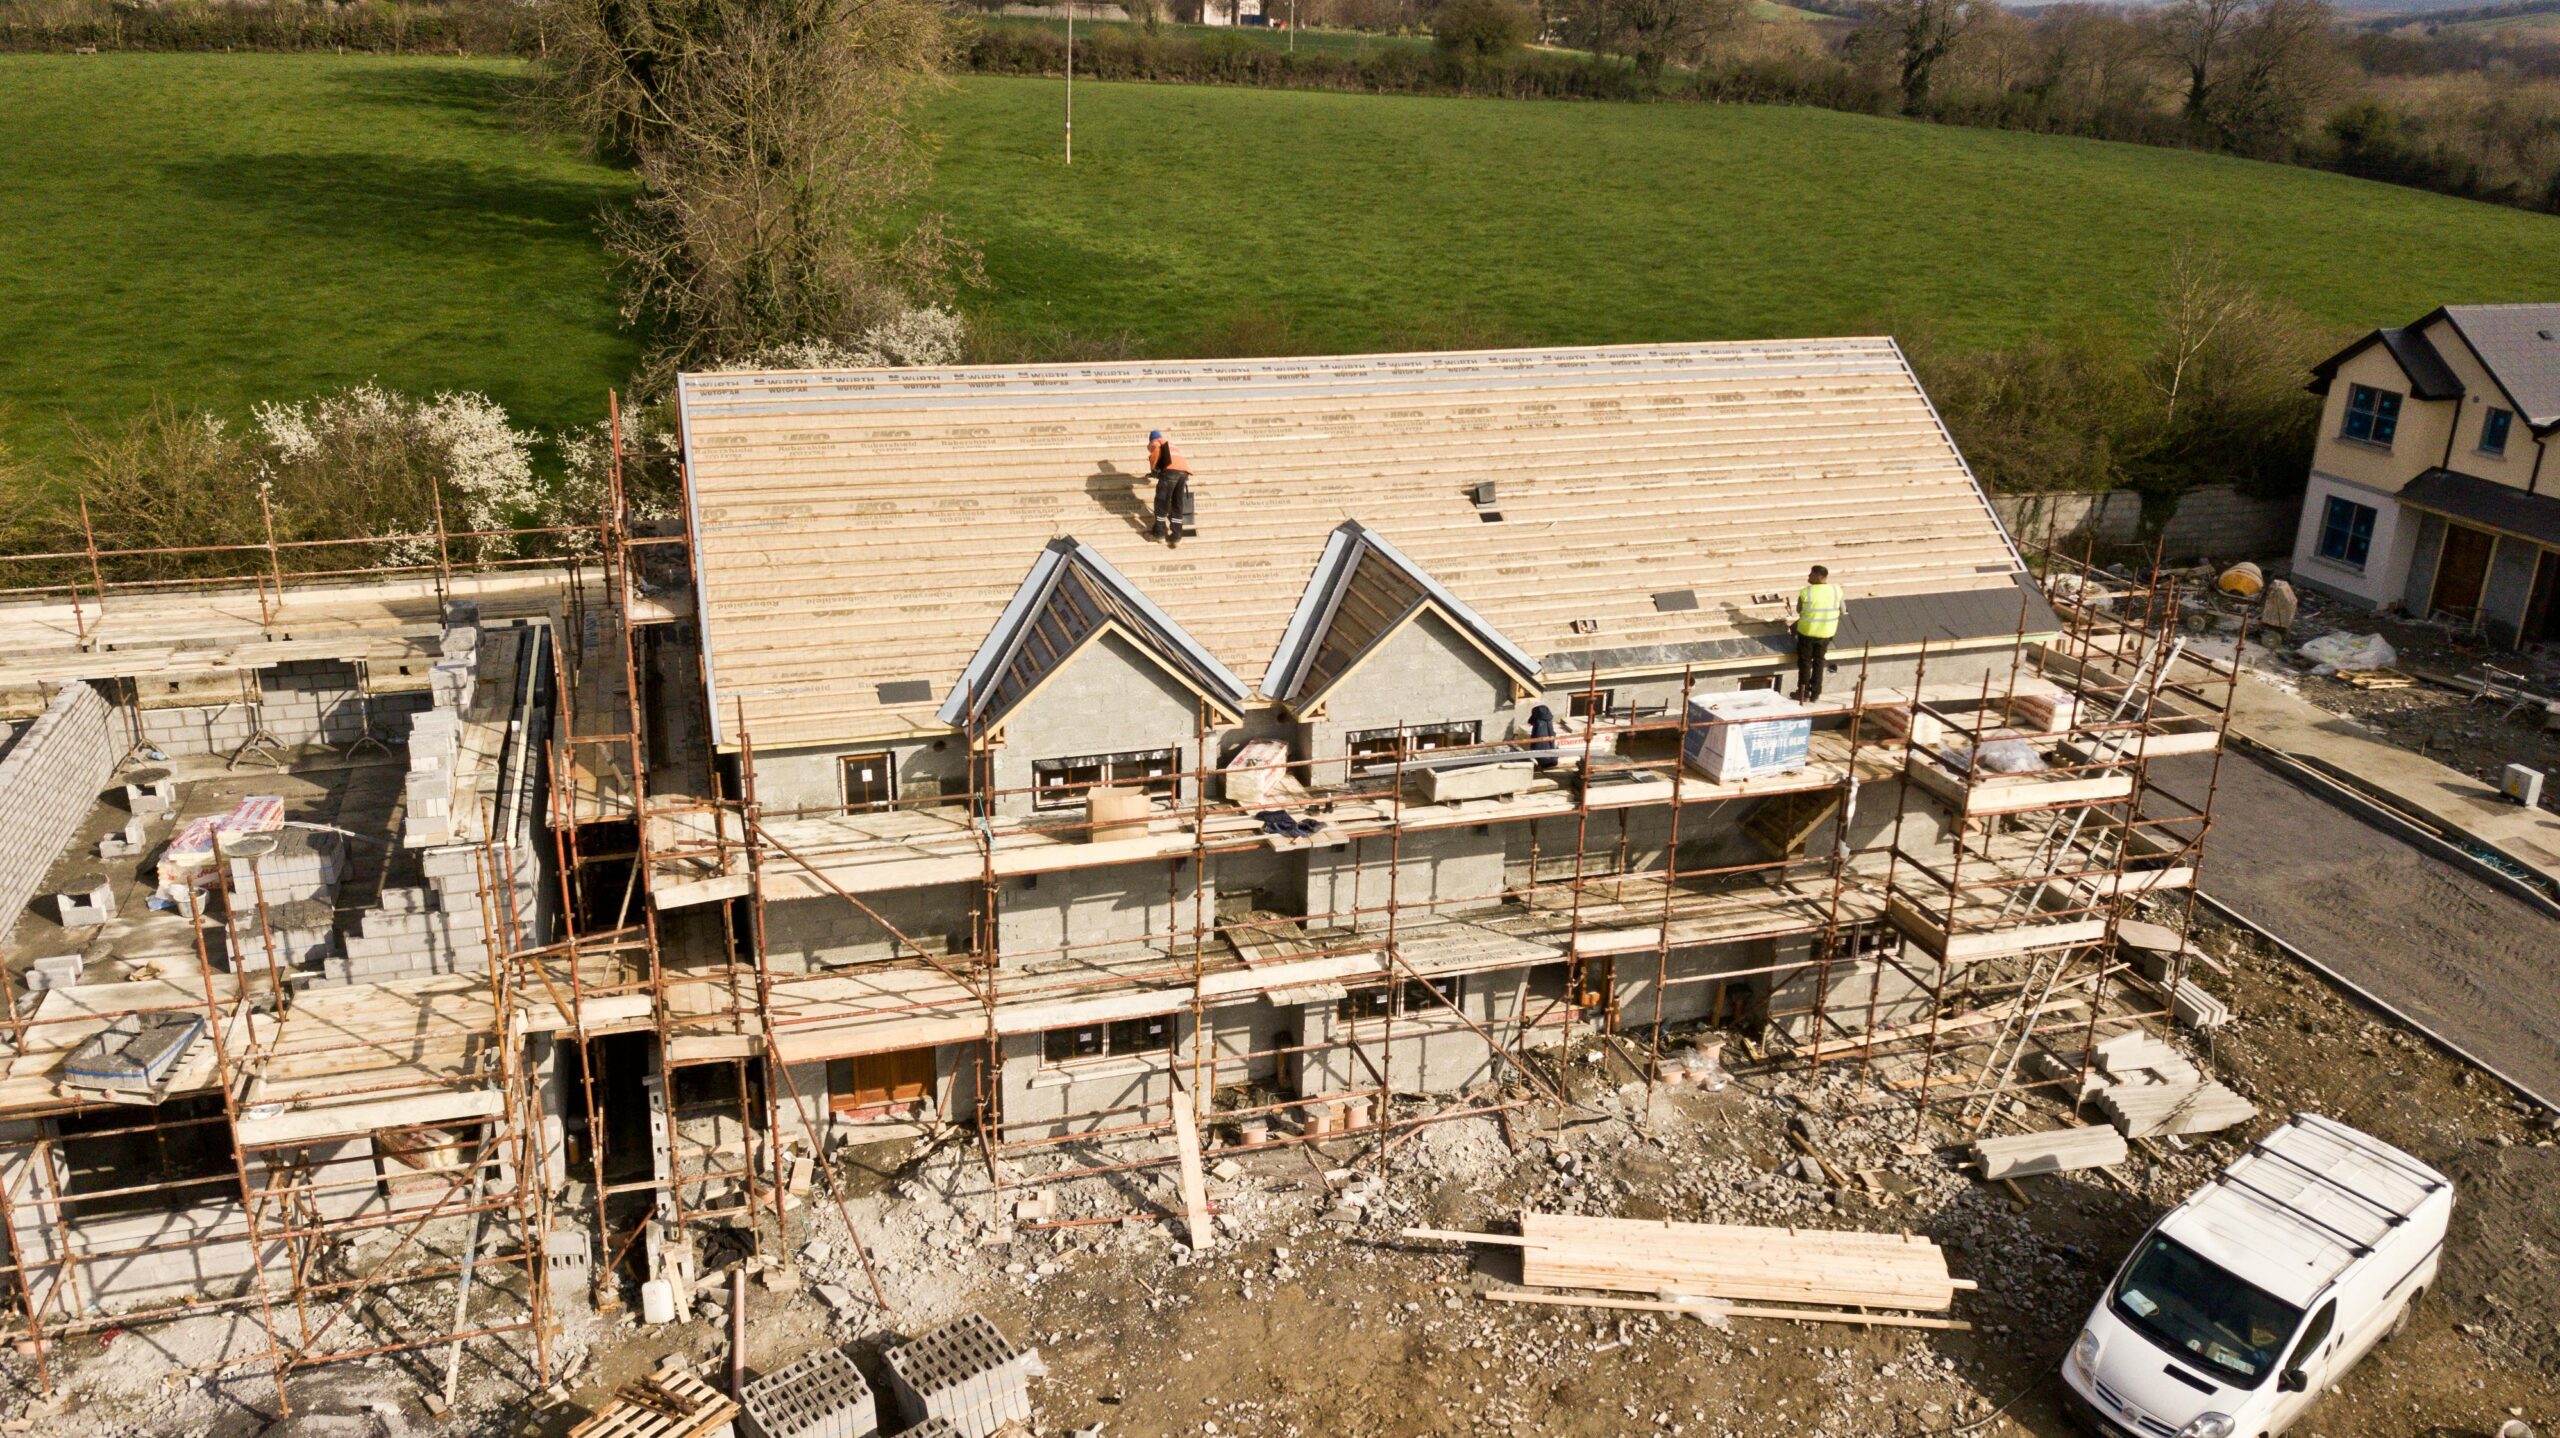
[2431,524,2497,618]
[831,1047,936,1111]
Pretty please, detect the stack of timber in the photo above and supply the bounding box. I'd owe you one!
[1971,1125,2128,1180]
[2169,978,2230,1031]
[1403,1211,1972,1328]
[2097,1080,2258,1139]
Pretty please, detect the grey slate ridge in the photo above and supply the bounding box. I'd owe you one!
[1263,518,1543,703]
[2398,467,2560,548]
[2309,324,2464,402]
[2442,302,2560,430]
[938,538,1246,728]
[1538,574,2057,676]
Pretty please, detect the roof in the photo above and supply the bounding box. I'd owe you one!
[678,340,2034,749]
[938,538,1247,731]
[1265,520,1540,708]
[2161,1113,2448,1308]
[2398,467,2560,550]
[2440,303,2560,432]
[2308,326,2463,402]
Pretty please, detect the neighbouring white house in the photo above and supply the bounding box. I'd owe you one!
[2292,303,2560,651]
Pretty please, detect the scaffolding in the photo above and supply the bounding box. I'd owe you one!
[610,522,2239,1243]
[0,412,2244,1410]
[0,503,613,1413]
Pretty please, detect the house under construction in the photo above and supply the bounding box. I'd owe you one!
[0,339,2234,1404]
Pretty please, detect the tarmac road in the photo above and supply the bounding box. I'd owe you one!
[2154,750,2560,1107]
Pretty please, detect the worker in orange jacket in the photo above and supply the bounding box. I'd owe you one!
[1146,429,1192,547]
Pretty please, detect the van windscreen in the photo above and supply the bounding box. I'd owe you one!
[2111,1233,2303,1388]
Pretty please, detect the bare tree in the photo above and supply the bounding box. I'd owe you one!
[1863,0,1983,111]
[2040,4,2155,119]
[2150,0,2338,143]
[1582,0,1748,80]
[528,0,974,381]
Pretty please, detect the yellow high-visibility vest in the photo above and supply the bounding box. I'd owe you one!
[1795,583,1844,639]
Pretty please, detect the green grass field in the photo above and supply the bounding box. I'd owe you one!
[9,55,2560,473]
[0,54,633,468]
[923,77,2560,353]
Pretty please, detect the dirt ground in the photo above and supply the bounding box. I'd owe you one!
[2197,578,2560,819]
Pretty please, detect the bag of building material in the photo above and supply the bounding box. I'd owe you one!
[2298,632,2395,672]
[1222,739,1307,807]
[1947,729,2046,776]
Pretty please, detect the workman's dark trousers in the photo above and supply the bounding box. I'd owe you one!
[1795,633,1831,702]
[1151,469,1191,543]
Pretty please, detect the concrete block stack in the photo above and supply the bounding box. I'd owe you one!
[224,830,347,973]
[544,1225,592,1316]
[741,1345,877,1438]
[0,683,119,943]
[321,842,540,986]
[883,1313,1031,1438]
[53,877,115,929]
[97,815,148,859]
[24,954,84,993]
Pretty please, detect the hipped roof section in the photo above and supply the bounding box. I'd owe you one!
[1265,520,1540,708]
[939,538,1247,732]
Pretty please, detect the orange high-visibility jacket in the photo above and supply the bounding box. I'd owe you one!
[1150,438,1190,473]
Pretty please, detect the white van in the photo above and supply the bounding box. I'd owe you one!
[2061,1112,2452,1438]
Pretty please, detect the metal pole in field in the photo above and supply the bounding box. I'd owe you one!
[1065,1,1075,165]
[1289,0,1295,51]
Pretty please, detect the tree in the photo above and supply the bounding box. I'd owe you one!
[1432,0,1533,58]
[528,0,975,382]
[1863,0,1983,111]
[2150,0,2339,147]
[1583,0,1747,80]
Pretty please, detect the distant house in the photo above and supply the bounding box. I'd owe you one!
[2293,304,2560,649]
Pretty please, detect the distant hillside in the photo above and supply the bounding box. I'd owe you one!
[2351,0,2560,21]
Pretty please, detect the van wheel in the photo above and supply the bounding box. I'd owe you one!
[2386,1289,2423,1341]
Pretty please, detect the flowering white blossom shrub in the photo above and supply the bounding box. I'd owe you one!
[249,384,540,562]
[714,303,968,373]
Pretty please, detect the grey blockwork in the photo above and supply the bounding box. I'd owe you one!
[311,623,557,987]
[0,683,120,945]
[883,1312,1030,1438]
[740,1344,877,1438]
[137,659,432,757]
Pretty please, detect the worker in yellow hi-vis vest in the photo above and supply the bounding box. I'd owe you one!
[1787,565,1845,703]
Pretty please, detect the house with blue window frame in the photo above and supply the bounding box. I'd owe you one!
[2291,303,2560,651]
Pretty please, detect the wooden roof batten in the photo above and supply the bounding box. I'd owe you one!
[939,537,1248,736]
[1265,519,1542,711]
[678,339,2032,749]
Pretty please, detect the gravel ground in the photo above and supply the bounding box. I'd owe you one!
[2154,749,2560,1106]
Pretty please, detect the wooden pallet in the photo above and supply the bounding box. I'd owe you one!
[2337,667,2415,690]
[569,1361,739,1438]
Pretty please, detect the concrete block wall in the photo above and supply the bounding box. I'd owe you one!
[996,860,1203,967]
[1992,484,2299,562]
[989,631,1217,818]
[2154,485,2301,562]
[762,886,971,975]
[0,683,118,943]
[998,1026,1179,1138]
[136,668,429,758]
[1296,609,1525,788]
[1306,826,1503,929]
